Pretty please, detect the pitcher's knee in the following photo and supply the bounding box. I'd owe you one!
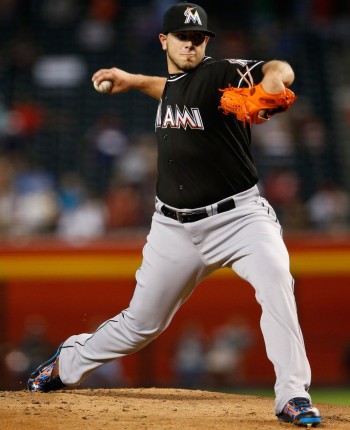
[268,263,293,286]
[122,311,166,343]
[252,262,294,298]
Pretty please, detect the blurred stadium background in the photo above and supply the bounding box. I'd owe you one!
[0,0,350,403]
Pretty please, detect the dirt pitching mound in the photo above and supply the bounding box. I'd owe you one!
[0,388,348,429]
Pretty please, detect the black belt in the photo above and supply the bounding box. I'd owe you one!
[161,198,236,223]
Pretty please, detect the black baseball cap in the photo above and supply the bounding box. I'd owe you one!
[163,2,215,37]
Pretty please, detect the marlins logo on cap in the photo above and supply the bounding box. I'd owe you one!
[162,2,215,37]
[184,6,202,25]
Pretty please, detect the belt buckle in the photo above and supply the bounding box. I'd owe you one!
[176,211,186,223]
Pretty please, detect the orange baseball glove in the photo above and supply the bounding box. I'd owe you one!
[219,67,297,126]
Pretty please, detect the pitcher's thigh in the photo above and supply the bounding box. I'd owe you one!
[127,223,208,333]
[231,215,292,295]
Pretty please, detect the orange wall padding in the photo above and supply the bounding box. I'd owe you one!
[1,235,350,388]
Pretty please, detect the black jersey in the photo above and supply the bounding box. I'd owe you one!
[155,56,265,209]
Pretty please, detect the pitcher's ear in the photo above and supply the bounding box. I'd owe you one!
[159,34,167,51]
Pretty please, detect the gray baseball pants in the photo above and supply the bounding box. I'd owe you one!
[59,185,311,413]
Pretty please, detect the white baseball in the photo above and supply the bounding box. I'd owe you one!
[93,80,113,93]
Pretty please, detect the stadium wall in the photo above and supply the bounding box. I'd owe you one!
[1,235,349,389]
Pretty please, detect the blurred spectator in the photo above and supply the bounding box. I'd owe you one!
[261,166,307,230]
[112,133,158,223]
[76,0,120,52]
[0,154,59,237]
[292,106,329,199]
[0,98,8,136]
[57,196,106,239]
[306,181,350,232]
[298,114,327,156]
[8,100,46,136]
[3,31,38,74]
[83,113,129,195]
[33,55,87,88]
[105,181,144,230]
[172,323,206,389]
[58,171,86,212]
[336,87,350,127]
[252,114,297,180]
[0,154,16,236]
[0,0,17,23]
[113,134,156,186]
[0,0,350,236]
[205,317,253,388]
[41,0,81,26]
[13,157,59,235]
[88,0,120,22]
[214,29,251,59]
[0,96,47,155]
[123,3,161,51]
[56,172,106,240]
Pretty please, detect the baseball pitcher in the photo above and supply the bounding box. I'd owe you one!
[28,2,321,427]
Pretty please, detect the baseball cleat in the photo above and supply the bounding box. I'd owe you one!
[277,397,322,427]
[28,344,66,392]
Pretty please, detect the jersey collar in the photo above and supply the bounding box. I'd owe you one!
[167,56,212,81]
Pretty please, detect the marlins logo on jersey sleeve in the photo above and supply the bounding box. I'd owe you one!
[225,59,264,87]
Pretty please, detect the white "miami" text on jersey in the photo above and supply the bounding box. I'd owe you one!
[155,103,204,130]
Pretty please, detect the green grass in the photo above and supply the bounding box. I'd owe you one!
[226,387,350,406]
[308,389,350,406]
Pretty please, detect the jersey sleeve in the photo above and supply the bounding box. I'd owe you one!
[213,59,265,90]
